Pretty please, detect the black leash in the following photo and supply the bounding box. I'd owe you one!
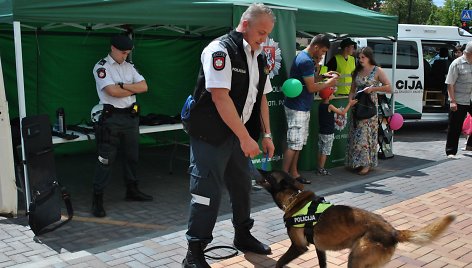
[203,245,238,260]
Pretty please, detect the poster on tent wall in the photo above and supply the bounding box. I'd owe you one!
[232,5,296,170]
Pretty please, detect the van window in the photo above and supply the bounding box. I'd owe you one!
[367,40,419,69]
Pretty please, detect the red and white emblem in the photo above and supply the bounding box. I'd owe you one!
[212,51,227,71]
[262,38,282,79]
[96,67,106,79]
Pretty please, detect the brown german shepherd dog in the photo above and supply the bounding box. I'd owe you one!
[257,169,455,268]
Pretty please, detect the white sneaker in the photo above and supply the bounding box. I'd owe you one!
[318,168,332,176]
[251,180,262,191]
[461,145,472,151]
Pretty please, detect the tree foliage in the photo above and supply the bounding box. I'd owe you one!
[347,0,470,27]
[345,0,382,11]
[436,0,469,26]
[381,0,434,24]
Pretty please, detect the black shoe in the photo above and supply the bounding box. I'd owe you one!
[295,176,311,184]
[234,229,271,255]
[92,193,106,217]
[125,183,153,201]
[182,242,210,268]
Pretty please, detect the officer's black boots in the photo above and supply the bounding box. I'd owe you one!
[182,242,210,268]
[92,193,106,217]
[125,183,153,201]
[234,227,271,255]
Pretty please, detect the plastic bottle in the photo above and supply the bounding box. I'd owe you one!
[56,107,66,134]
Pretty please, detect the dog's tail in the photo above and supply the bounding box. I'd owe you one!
[395,215,455,245]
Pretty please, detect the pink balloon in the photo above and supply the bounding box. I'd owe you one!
[389,113,404,130]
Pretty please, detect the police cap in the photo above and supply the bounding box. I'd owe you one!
[110,35,134,51]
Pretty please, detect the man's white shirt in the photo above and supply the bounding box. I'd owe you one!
[201,39,272,124]
[93,54,145,108]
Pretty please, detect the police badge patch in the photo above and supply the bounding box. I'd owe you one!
[96,68,106,79]
[262,38,282,79]
[212,51,226,71]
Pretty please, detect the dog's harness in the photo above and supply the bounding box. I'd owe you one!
[284,196,332,244]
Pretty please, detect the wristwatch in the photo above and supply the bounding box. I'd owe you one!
[263,133,272,139]
[118,82,124,89]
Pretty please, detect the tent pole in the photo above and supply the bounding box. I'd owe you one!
[391,39,398,151]
[13,21,31,212]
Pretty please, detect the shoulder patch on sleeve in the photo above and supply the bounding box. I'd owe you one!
[212,51,227,71]
[96,67,106,79]
[98,59,107,66]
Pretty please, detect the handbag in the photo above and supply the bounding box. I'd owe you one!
[354,91,377,119]
[462,114,472,135]
[28,181,73,235]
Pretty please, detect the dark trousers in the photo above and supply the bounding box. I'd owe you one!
[93,113,139,194]
[186,135,252,244]
[445,102,472,155]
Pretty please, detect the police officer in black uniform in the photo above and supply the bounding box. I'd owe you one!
[91,35,153,218]
[182,4,276,268]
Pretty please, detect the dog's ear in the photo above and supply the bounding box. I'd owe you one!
[293,180,305,191]
[283,172,305,191]
[257,169,269,178]
[280,177,304,191]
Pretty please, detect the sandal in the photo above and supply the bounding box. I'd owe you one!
[295,176,311,184]
[358,167,370,175]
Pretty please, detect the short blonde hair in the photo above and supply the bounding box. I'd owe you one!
[240,3,276,24]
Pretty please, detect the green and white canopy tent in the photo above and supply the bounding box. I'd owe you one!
[0,0,396,35]
[0,0,397,215]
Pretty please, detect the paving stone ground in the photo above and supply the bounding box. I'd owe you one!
[1,121,471,268]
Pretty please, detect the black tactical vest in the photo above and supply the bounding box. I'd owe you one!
[188,30,268,145]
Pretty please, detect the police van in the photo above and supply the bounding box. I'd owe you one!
[332,24,472,121]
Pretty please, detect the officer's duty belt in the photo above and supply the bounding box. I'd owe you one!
[103,104,134,114]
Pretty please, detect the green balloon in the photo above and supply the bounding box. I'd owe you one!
[282,78,302,98]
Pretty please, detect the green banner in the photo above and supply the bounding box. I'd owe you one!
[299,97,350,170]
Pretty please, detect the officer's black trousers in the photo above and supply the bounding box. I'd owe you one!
[93,113,139,194]
[186,135,253,244]
[445,102,472,156]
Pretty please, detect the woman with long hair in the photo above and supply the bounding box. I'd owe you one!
[345,47,391,175]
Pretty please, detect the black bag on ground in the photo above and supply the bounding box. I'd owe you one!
[354,91,377,119]
[21,115,73,236]
[28,181,73,235]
